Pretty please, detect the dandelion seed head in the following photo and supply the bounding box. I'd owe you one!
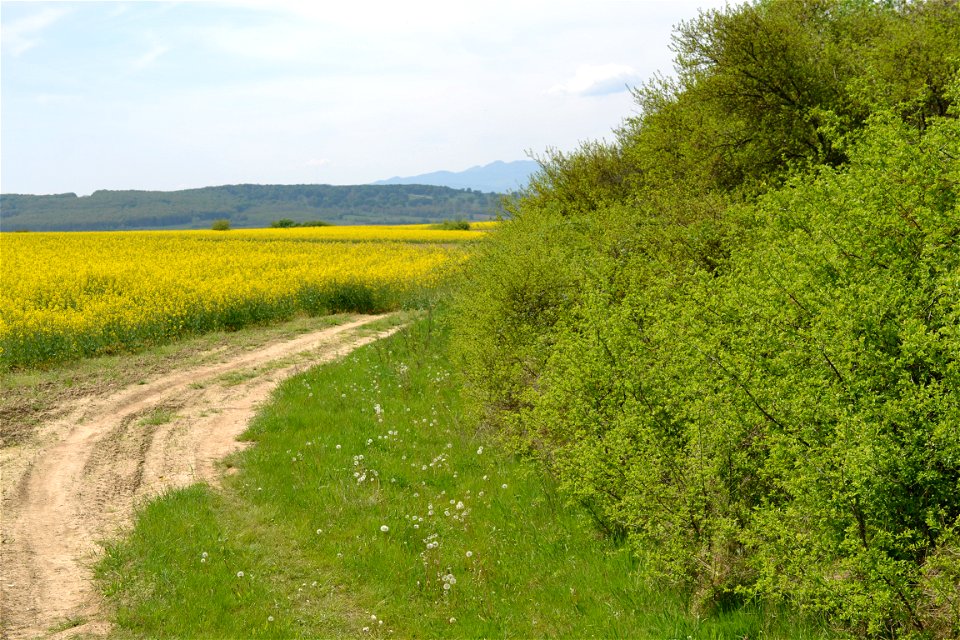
[380,525,389,533]
[237,571,244,578]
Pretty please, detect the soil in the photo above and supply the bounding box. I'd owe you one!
[0,314,404,639]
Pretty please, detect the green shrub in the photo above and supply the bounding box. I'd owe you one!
[456,111,960,636]
[452,2,960,634]
[210,219,231,231]
[431,218,471,230]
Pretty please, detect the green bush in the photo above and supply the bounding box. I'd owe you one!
[211,218,231,231]
[431,218,471,230]
[452,1,960,636]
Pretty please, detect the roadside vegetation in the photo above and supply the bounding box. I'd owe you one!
[454,0,960,636]
[96,314,833,638]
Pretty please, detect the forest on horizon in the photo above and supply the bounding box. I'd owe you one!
[0,183,502,231]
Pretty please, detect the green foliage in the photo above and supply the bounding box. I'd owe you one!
[453,1,960,636]
[431,219,471,230]
[210,218,231,231]
[97,318,832,638]
[0,184,501,231]
[269,218,332,228]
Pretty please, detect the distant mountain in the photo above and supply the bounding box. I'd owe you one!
[0,184,502,232]
[373,160,537,193]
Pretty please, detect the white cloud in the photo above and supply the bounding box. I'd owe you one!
[1,7,70,56]
[132,45,171,70]
[199,23,321,62]
[305,158,331,167]
[549,64,644,97]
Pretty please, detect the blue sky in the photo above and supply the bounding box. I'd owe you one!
[1,1,731,195]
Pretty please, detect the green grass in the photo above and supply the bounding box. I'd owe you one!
[137,408,178,427]
[96,315,835,638]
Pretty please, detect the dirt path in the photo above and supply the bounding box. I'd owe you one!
[0,314,405,639]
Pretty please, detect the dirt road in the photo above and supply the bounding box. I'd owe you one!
[0,314,404,639]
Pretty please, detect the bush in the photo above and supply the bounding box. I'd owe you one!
[452,1,960,632]
[269,219,332,228]
[432,219,471,231]
[456,112,960,636]
[211,219,231,231]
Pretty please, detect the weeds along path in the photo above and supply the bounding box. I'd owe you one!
[0,314,405,640]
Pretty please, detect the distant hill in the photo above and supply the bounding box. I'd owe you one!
[0,184,503,232]
[373,160,537,193]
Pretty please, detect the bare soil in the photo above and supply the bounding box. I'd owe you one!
[0,314,404,639]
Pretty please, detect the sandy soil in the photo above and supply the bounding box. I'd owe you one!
[0,314,404,639]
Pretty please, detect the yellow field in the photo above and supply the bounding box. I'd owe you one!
[1,226,482,368]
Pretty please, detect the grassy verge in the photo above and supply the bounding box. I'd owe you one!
[96,314,835,638]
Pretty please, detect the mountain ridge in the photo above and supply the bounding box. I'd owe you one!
[373,160,537,193]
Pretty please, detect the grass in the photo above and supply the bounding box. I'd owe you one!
[95,314,836,638]
[137,408,178,427]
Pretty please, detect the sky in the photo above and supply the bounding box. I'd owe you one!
[1,0,732,195]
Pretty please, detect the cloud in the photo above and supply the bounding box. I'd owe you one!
[1,7,70,56]
[132,45,171,70]
[549,64,644,97]
[305,158,331,167]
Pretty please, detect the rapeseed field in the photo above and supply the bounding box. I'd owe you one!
[1,226,478,368]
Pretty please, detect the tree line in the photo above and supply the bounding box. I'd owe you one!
[1,184,502,231]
